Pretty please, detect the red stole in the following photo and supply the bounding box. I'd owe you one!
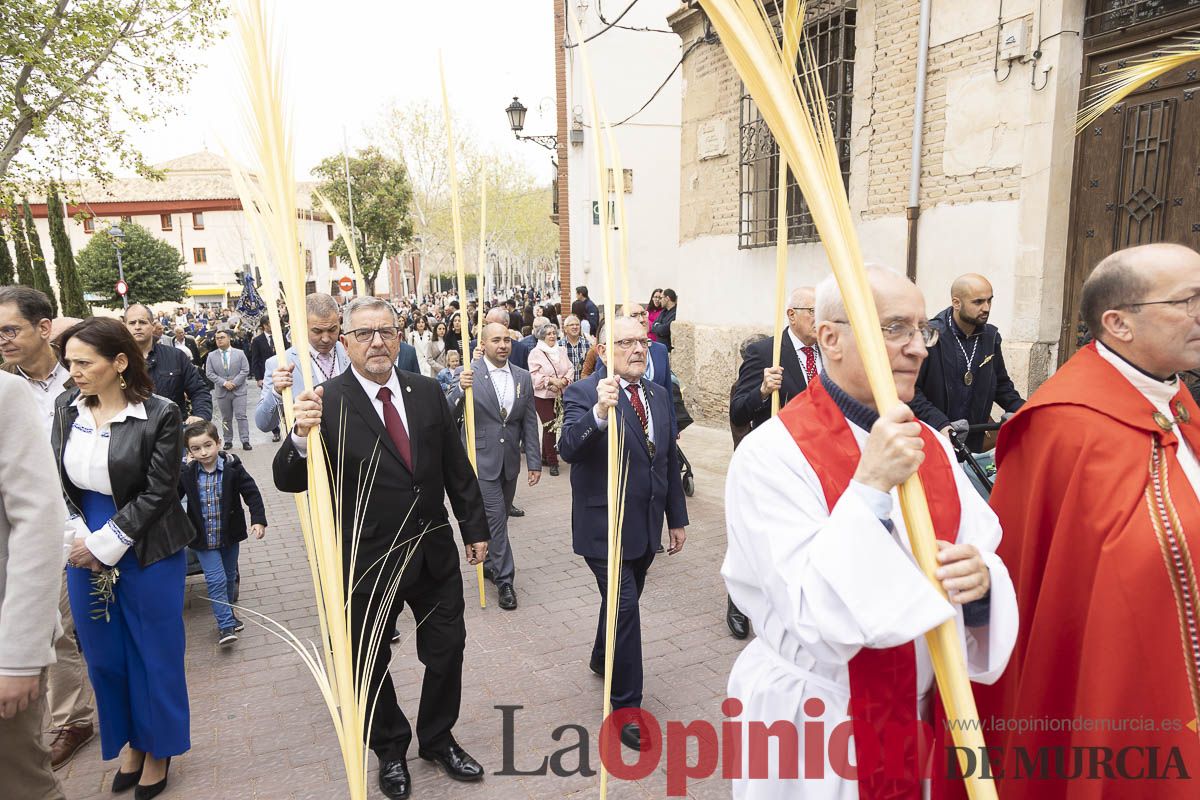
[778,377,961,799]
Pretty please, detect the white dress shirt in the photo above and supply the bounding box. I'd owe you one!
[63,397,146,566]
[787,328,822,379]
[291,366,408,456]
[485,357,514,417]
[16,361,71,437]
[594,376,656,443]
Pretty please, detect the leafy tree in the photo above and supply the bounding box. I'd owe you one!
[311,146,414,296]
[48,182,88,316]
[76,222,188,308]
[7,200,36,286]
[0,217,14,285]
[0,1,228,189]
[23,199,58,315]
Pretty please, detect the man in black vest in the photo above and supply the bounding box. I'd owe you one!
[909,273,1025,452]
[274,296,489,800]
[726,286,820,639]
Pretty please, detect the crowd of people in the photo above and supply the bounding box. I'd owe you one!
[7,242,1200,799]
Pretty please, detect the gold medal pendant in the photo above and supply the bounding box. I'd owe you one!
[499,407,508,424]
[964,371,974,386]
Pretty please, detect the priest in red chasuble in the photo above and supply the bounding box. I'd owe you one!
[984,243,1200,797]
[723,266,1018,800]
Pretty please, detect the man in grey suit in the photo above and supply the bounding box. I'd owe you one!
[206,329,252,450]
[450,322,541,610]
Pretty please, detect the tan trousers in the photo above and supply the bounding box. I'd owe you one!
[0,671,66,800]
[46,574,94,730]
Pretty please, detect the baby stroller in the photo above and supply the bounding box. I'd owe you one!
[670,372,696,497]
[948,422,1002,500]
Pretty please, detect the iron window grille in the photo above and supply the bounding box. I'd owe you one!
[1085,0,1200,37]
[739,2,856,249]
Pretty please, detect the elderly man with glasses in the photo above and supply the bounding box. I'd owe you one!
[558,316,689,754]
[723,267,1015,799]
[274,296,489,800]
[982,243,1200,798]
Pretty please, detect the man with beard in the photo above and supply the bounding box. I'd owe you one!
[124,303,211,424]
[909,273,1024,451]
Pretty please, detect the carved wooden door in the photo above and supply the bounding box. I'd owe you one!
[1063,32,1200,361]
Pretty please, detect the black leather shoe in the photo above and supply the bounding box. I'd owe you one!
[508,504,525,517]
[111,763,143,793]
[378,758,411,799]
[620,722,647,751]
[133,757,170,800]
[727,596,750,640]
[549,465,559,476]
[498,583,517,610]
[589,654,603,677]
[242,442,253,451]
[418,741,484,782]
[223,441,232,450]
[271,430,281,442]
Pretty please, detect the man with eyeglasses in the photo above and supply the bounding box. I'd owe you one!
[724,267,1015,798]
[982,243,1200,797]
[256,293,350,435]
[0,287,97,772]
[909,273,1025,452]
[275,296,489,800]
[559,316,689,754]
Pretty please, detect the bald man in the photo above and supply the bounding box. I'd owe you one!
[909,273,1024,451]
[982,243,1200,797]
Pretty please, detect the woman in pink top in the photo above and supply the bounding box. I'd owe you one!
[526,321,574,476]
[646,288,664,342]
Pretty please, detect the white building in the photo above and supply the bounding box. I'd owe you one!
[565,0,684,306]
[29,151,354,310]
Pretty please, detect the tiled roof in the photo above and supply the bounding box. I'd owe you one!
[69,150,317,210]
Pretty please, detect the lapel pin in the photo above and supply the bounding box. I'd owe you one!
[405,386,412,393]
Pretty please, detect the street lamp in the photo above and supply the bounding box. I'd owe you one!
[505,96,558,151]
[109,226,128,310]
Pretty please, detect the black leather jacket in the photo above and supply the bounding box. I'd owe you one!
[52,390,196,567]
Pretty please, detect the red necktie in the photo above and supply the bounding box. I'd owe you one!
[376,387,413,471]
[802,345,817,383]
[626,383,649,434]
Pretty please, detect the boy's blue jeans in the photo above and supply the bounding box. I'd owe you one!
[193,544,240,631]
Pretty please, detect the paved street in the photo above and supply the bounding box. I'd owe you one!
[56,388,742,800]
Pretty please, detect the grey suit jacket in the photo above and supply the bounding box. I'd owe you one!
[0,373,67,673]
[206,347,250,399]
[448,358,541,482]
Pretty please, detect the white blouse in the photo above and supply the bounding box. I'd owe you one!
[63,397,147,566]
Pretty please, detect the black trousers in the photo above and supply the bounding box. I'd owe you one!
[585,549,655,710]
[349,560,466,761]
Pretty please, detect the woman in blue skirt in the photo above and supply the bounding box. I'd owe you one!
[52,318,195,799]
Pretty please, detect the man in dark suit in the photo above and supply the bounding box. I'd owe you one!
[395,338,421,374]
[650,288,677,351]
[574,286,600,337]
[726,286,819,639]
[274,296,490,800]
[449,322,541,610]
[558,316,689,753]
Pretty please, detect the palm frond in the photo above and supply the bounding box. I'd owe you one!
[1077,34,1200,132]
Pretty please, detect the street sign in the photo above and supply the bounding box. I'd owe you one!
[115,280,128,297]
[338,276,354,292]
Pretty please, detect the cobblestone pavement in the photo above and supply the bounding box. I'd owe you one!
[56,386,742,799]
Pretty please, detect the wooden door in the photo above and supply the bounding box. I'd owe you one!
[1062,27,1200,360]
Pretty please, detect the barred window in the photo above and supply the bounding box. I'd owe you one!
[739,2,856,249]
[1085,0,1200,37]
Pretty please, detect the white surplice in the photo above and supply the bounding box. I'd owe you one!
[722,415,1018,799]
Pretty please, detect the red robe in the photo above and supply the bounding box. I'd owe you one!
[981,343,1200,796]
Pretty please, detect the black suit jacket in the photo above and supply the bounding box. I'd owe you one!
[729,332,808,433]
[249,333,279,381]
[273,367,489,595]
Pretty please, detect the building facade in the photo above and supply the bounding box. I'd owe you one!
[28,151,352,310]
[641,0,1200,423]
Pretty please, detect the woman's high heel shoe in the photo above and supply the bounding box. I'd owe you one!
[111,763,143,793]
[133,757,171,800]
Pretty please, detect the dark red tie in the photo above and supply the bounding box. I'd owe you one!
[802,345,817,383]
[376,387,413,471]
[626,383,649,434]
